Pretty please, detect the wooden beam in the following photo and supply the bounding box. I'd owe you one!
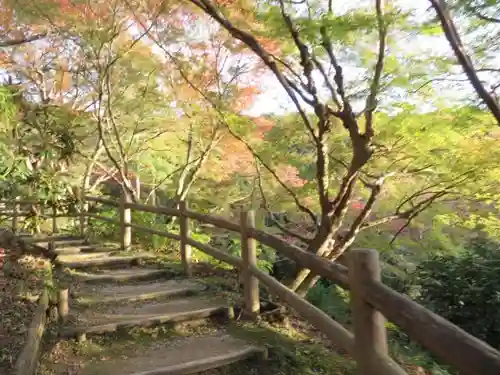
[179,201,192,277]
[241,210,260,318]
[364,280,500,375]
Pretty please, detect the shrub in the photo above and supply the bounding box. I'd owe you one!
[416,236,500,349]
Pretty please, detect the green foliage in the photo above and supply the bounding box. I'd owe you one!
[415,236,500,349]
[87,207,120,240]
[306,282,351,324]
[209,233,276,273]
[131,211,180,250]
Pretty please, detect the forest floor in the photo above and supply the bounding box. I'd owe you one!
[0,229,53,374]
[2,231,432,375]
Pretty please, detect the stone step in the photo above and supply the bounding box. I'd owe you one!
[66,267,176,284]
[61,296,231,337]
[73,279,205,305]
[22,235,86,246]
[55,252,155,269]
[70,334,264,375]
[51,243,119,255]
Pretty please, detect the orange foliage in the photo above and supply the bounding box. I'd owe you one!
[219,138,256,177]
[55,0,95,20]
[234,86,262,112]
[215,0,239,5]
[275,164,307,188]
[251,116,274,138]
[255,35,282,56]
[208,116,276,181]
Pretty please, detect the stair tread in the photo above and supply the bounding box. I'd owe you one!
[22,234,84,243]
[67,267,173,283]
[76,334,261,375]
[56,252,155,268]
[63,296,229,334]
[73,279,205,304]
[51,243,120,254]
[22,235,86,247]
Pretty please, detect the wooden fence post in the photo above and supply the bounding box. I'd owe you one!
[349,249,388,375]
[77,188,87,238]
[240,210,260,319]
[179,201,192,277]
[51,201,58,234]
[58,288,69,324]
[35,202,41,234]
[11,197,19,233]
[120,190,132,250]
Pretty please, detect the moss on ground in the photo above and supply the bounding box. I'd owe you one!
[219,321,356,375]
[37,318,356,375]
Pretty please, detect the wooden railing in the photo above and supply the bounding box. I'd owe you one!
[2,194,500,375]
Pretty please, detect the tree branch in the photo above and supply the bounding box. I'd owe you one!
[364,0,387,138]
[0,32,48,47]
[188,0,318,141]
[429,0,500,124]
[255,163,313,243]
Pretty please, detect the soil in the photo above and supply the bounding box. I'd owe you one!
[0,229,50,374]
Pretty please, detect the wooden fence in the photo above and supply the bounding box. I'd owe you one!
[2,193,500,375]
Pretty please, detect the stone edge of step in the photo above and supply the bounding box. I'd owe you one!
[127,345,265,375]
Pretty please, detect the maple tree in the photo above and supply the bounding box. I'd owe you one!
[1,0,499,299]
[185,0,500,295]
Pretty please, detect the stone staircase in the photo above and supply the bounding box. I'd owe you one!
[22,235,266,375]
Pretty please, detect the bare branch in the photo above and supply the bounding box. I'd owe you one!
[361,171,474,231]
[468,7,500,23]
[278,0,318,100]
[364,0,387,137]
[313,57,342,109]
[187,0,318,141]
[328,175,386,259]
[256,163,313,243]
[0,32,48,47]
[429,0,500,124]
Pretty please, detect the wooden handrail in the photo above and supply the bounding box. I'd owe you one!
[128,222,182,242]
[5,194,500,375]
[83,213,119,224]
[249,262,355,352]
[125,201,351,288]
[365,280,500,375]
[84,195,119,206]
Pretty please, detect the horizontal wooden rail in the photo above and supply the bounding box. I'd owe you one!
[125,201,350,288]
[0,211,31,216]
[0,212,77,218]
[250,263,354,351]
[0,199,42,205]
[128,222,182,242]
[247,227,350,289]
[83,213,120,224]
[364,280,500,375]
[185,237,243,268]
[84,195,119,206]
[6,194,500,375]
